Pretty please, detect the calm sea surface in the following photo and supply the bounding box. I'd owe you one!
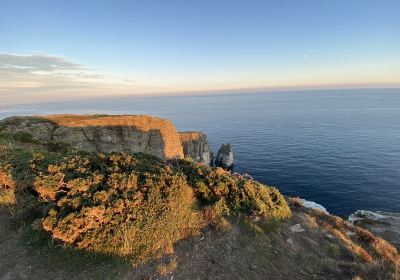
[1,89,399,216]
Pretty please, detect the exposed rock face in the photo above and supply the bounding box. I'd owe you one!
[0,115,188,160]
[300,199,328,214]
[179,132,213,165]
[349,210,400,250]
[215,143,234,170]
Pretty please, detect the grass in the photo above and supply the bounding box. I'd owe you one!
[288,196,303,207]
[305,208,400,278]
[157,259,178,276]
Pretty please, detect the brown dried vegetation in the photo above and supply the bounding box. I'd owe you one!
[288,196,303,207]
[307,208,400,278]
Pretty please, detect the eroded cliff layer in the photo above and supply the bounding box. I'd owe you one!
[179,132,212,165]
[0,115,188,160]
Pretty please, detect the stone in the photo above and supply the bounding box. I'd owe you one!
[215,143,234,170]
[179,132,213,165]
[289,224,305,233]
[326,233,335,239]
[300,199,329,214]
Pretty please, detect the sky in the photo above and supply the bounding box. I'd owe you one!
[0,0,399,104]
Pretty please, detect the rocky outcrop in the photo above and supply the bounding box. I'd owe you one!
[215,143,234,170]
[300,199,328,214]
[349,210,400,250]
[179,132,213,165]
[0,115,189,160]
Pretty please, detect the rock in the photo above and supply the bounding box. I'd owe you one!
[348,210,400,250]
[0,115,206,161]
[326,233,335,239]
[286,238,294,245]
[300,199,328,214]
[215,143,234,170]
[348,210,388,223]
[179,132,212,165]
[289,224,305,233]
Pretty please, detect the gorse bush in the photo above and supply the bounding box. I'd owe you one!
[0,133,291,264]
[176,160,291,220]
[35,153,202,264]
[0,163,16,206]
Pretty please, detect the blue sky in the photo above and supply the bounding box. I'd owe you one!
[0,0,399,103]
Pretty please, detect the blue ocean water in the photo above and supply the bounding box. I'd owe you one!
[1,88,399,216]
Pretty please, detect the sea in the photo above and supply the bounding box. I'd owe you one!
[1,88,399,216]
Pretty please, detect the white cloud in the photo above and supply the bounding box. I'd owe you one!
[0,53,171,105]
[0,53,82,73]
[0,53,140,84]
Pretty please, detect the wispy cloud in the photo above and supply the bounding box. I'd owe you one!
[1,53,398,106]
[0,53,138,101]
[0,53,170,105]
[0,53,114,81]
[0,53,82,73]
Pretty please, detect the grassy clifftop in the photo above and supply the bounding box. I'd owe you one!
[0,131,399,279]
[0,114,185,159]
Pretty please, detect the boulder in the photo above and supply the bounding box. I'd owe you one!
[215,143,234,170]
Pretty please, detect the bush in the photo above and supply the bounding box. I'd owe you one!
[0,133,292,265]
[0,163,16,206]
[175,160,291,220]
[36,154,202,264]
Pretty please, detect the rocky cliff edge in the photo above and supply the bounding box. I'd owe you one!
[0,115,212,163]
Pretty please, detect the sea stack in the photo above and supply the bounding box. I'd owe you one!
[179,132,213,165]
[215,143,234,170]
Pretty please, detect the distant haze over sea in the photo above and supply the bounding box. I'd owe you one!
[1,88,399,216]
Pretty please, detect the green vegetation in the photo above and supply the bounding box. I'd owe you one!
[1,131,399,279]
[37,154,202,265]
[176,159,291,219]
[0,133,291,265]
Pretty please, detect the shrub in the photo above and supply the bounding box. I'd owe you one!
[0,133,292,265]
[175,160,291,220]
[0,163,16,206]
[36,154,203,265]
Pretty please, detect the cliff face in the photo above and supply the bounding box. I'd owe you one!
[0,115,215,163]
[0,115,189,160]
[179,132,212,165]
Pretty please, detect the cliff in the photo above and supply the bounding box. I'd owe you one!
[179,132,212,165]
[0,115,212,163]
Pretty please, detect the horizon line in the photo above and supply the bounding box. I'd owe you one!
[1,84,399,108]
